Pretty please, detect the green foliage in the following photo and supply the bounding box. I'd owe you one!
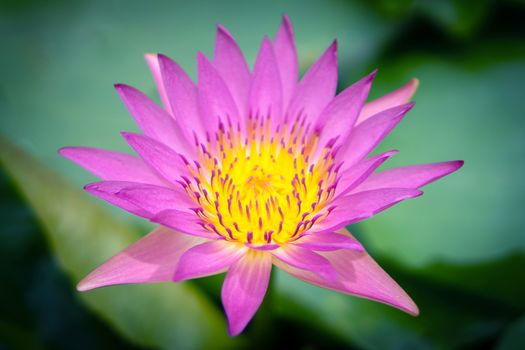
[0,138,236,350]
[497,317,525,350]
[1,0,525,349]
[356,46,525,267]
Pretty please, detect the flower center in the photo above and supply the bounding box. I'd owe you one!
[182,115,339,245]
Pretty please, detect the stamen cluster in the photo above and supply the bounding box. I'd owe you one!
[179,114,340,245]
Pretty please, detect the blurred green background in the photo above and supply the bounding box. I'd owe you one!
[1,0,524,349]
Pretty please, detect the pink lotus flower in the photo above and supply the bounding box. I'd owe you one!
[60,16,462,336]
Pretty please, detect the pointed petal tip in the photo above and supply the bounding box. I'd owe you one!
[393,102,415,119]
[113,83,136,97]
[404,101,416,110]
[76,280,90,292]
[196,51,207,61]
[216,24,232,37]
[409,303,420,316]
[156,53,179,72]
[120,130,137,141]
[196,51,212,72]
[406,79,419,101]
[120,131,142,147]
[386,291,419,316]
[439,160,464,177]
[227,324,242,337]
[354,69,377,88]
[368,69,378,81]
[158,53,180,66]
[401,79,419,101]
[83,182,95,191]
[57,146,72,157]
[83,181,121,195]
[396,293,420,316]
[261,35,272,45]
[156,53,169,62]
[144,53,157,62]
[385,149,399,157]
[83,182,104,193]
[454,160,465,169]
[280,14,293,31]
[114,82,134,91]
[172,270,185,282]
[76,275,99,292]
[113,83,124,90]
[317,40,337,58]
[329,40,338,54]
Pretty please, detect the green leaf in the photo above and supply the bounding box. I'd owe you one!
[496,316,525,350]
[415,0,492,38]
[0,137,237,350]
[275,254,523,349]
[416,253,525,310]
[360,0,494,37]
[353,44,525,267]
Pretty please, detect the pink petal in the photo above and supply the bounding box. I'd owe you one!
[353,160,464,192]
[84,181,151,217]
[116,185,195,214]
[58,146,165,186]
[249,37,283,123]
[315,70,376,151]
[358,78,419,125]
[144,53,172,115]
[335,103,413,171]
[157,54,204,140]
[273,15,298,110]
[152,209,218,239]
[221,250,272,336]
[272,244,337,281]
[292,231,364,252]
[84,181,194,218]
[213,25,251,122]
[312,188,423,234]
[197,52,241,135]
[122,132,189,185]
[274,230,418,315]
[174,240,247,281]
[77,227,204,291]
[114,84,194,157]
[322,247,419,315]
[335,150,398,198]
[286,41,338,124]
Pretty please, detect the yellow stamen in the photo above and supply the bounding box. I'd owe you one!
[183,115,338,245]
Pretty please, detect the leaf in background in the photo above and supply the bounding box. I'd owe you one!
[416,253,525,310]
[415,0,492,38]
[496,316,525,350]
[360,0,493,38]
[275,254,523,350]
[353,45,525,267]
[0,136,237,350]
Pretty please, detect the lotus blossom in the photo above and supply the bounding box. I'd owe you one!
[60,16,462,336]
